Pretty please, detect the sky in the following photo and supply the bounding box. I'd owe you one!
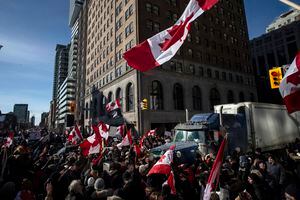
[0,0,70,124]
[0,0,298,125]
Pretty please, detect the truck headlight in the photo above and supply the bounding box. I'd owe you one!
[176,151,182,158]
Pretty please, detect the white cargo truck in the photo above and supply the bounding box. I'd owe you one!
[214,102,300,152]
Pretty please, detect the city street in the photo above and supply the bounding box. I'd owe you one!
[0,0,300,199]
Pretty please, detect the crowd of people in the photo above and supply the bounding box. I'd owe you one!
[0,130,299,200]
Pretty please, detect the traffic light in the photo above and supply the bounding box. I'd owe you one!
[70,101,76,112]
[141,98,148,110]
[269,67,282,89]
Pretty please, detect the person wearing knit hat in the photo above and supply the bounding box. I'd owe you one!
[91,178,113,199]
[85,177,95,198]
[94,178,105,191]
[87,177,95,188]
[285,184,300,200]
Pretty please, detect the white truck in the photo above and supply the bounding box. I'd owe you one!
[214,102,300,152]
[151,103,300,162]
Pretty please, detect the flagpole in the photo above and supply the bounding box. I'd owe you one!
[135,0,143,136]
[279,0,300,10]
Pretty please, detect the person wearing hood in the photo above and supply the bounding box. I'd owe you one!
[90,178,113,200]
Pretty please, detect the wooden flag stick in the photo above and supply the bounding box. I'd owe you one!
[279,0,300,10]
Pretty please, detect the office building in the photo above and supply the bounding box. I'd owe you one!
[13,104,28,124]
[40,112,48,127]
[82,0,257,133]
[250,20,300,103]
[266,9,300,33]
[51,44,70,130]
[31,115,35,127]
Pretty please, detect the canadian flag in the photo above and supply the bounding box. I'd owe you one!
[279,52,300,113]
[116,124,125,138]
[203,137,227,200]
[106,99,121,112]
[2,132,14,148]
[80,134,100,156]
[123,0,218,72]
[163,170,176,195]
[139,129,157,148]
[98,122,110,140]
[148,145,175,176]
[134,144,141,158]
[117,129,133,149]
[80,127,103,156]
[68,125,83,144]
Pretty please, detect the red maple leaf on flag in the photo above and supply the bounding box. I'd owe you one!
[197,0,219,11]
[159,13,194,52]
[158,154,166,163]
[286,55,300,85]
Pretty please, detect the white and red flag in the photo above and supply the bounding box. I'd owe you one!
[134,144,141,158]
[117,129,133,149]
[279,52,300,113]
[2,132,14,148]
[123,0,218,72]
[80,125,103,156]
[98,122,110,140]
[203,137,227,200]
[106,99,121,112]
[148,145,175,176]
[80,133,102,156]
[116,124,125,138]
[68,125,83,144]
[163,170,176,195]
[106,99,122,119]
[139,129,157,148]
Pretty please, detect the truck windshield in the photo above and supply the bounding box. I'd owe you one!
[174,130,205,143]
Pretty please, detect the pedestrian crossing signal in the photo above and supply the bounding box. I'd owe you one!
[141,99,148,110]
[269,67,282,89]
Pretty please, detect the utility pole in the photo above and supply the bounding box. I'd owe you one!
[279,0,300,10]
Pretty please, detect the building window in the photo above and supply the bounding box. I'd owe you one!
[125,4,133,20]
[170,61,176,71]
[116,49,123,62]
[176,62,183,72]
[239,92,245,102]
[152,5,159,15]
[192,86,202,110]
[227,90,234,103]
[187,34,192,42]
[173,83,184,110]
[146,20,153,30]
[250,93,255,102]
[125,22,134,37]
[146,3,151,12]
[85,102,89,119]
[199,67,204,76]
[215,70,220,79]
[126,83,134,111]
[210,88,220,110]
[150,81,163,110]
[153,22,160,32]
[189,64,195,74]
[229,73,233,81]
[207,68,212,77]
[188,49,193,57]
[116,87,123,108]
[222,72,226,80]
[108,91,113,102]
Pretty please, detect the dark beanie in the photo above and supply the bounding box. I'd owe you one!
[285,184,300,199]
